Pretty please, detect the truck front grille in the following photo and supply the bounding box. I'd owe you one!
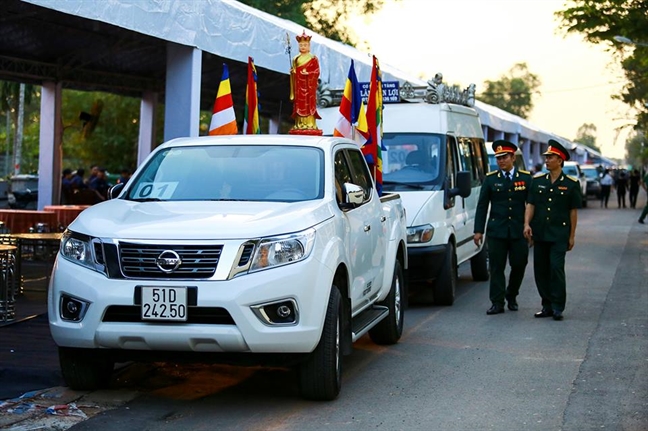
[119,242,223,279]
[103,305,234,324]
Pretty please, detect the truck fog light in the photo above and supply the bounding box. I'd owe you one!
[251,299,299,326]
[60,295,90,322]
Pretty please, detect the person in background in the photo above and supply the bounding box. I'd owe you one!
[629,169,640,209]
[639,170,648,224]
[117,168,131,185]
[615,169,628,208]
[86,164,99,187]
[70,168,87,191]
[599,169,614,208]
[524,140,582,321]
[89,167,109,202]
[61,168,73,204]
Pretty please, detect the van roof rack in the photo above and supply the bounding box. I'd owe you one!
[317,72,476,108]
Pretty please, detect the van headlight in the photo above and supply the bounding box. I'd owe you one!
[407,224,434,243]
[249,228,316,272]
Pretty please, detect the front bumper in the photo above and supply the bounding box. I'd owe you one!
[406,244,446,282]
[48,255,334,354]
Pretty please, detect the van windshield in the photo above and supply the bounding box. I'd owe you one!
[382,133,445,191]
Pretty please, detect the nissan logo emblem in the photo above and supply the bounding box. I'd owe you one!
[156,250,182,273]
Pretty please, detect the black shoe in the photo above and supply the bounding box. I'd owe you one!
[507,298,518,311]
[534,309,554,318]
[552,310,563,321]
[640,219,645,224]
[487,304,505,315]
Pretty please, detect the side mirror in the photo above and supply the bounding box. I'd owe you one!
[108,183,125,200]
[450,171,472,199]
[340,182,364,209]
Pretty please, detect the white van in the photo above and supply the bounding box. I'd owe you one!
[317,83,489,305]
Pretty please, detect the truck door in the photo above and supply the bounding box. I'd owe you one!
[335,149,383,312]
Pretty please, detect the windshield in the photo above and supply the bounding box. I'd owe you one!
[562,165,579,177]
[382,133,445,191]
[581,167,599,180]
[126,145,324,202]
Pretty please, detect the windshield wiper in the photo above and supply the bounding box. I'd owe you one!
[130,197,164,202]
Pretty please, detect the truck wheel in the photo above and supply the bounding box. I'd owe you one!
[59,347,114,390]
[299,286,342,401]
[369,260,404,345]
[470,244,489,281]
[434,243,457,306]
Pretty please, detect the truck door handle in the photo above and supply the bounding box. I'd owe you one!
[364,225,371,232]
[380,216,387,223]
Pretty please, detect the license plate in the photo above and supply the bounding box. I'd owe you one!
[141,287,188,321]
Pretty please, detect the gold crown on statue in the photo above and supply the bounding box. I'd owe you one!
[296,30,312,42]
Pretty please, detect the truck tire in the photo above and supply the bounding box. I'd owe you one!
[434,243,457,306]
[369,260,404,345]
[470,244,489,281]
[59,347,114,390]
[299,286,342,401]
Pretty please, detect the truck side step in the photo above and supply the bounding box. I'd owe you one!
[351,305,389,342]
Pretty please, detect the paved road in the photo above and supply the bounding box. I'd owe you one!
[2,195,647,430]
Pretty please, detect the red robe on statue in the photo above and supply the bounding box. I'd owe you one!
[291,54,321,120]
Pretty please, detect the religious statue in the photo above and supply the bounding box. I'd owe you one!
[289,30,322,135]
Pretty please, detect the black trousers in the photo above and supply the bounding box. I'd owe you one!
[487,236,529,305]
[600,185,611,207]
[533,240,568,312]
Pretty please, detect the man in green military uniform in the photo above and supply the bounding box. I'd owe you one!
[524,139,582,321]
[474,140,533,315]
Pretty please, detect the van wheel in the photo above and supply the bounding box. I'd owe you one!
[59,347,114,390]
[299,286,342,401]
[369,261,404,345]
[434,243,457,306]
[470,244,489,281]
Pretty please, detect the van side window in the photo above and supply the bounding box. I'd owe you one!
[457,137,487,186]
[446,136,457,206]
[346,149,374,202]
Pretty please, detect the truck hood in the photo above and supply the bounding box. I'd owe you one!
[68,200,334,240]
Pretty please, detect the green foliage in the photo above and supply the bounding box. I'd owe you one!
[61,90,141,174]
[625,131,647,169]
[556,0,648,132]
[238,0,387,45]
[479,63,541,119]
[574,123,601,153]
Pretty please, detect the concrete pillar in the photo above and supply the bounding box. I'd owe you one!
[37,81,62,209]
[138,91,158,167]
[164,43,202,141]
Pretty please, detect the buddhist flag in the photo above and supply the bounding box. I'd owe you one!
[243,57,261,134]
[363,55,384,195]
[209,63,238,135]
[334,60,369,145]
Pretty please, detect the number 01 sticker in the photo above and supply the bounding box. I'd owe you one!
[132,182,177,200]
[141,287,188,321]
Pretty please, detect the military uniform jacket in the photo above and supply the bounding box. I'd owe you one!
[474,169,532,239]
[528,171,582,242]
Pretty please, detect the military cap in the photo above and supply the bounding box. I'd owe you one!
[492,140,518,158]
[543,139,570,161]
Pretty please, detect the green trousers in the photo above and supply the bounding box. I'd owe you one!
[533,240,568,312]
[487,236,529,305]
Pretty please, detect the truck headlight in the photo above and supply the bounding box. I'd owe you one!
[249,228,316,272]
[60,231,104,273]
[407,224,434,243]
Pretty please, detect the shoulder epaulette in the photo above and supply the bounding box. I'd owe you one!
[519,169,530,175]
[534,172,545,178]
[566,175,579,182]
[486,170,497,176]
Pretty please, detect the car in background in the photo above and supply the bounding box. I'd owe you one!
[486,144,527,172]
[562,161,588,207]
[580,164,602,199]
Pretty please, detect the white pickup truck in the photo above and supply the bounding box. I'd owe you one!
[49,135,408,400]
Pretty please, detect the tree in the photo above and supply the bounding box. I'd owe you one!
[478,63,541,119]
[574,123,601,153]
[0,81,39,175]
[625,131,647,170]
[238,0,388,45]
[555,0,648,131]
